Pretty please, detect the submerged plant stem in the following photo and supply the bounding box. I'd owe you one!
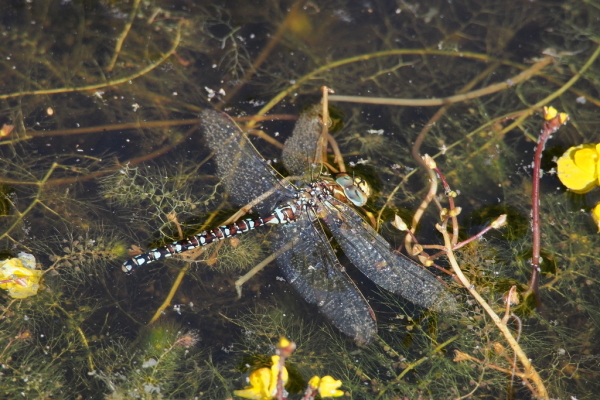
[405,166,438,254]
[149,263,191,325]
[106,0,141,72]
[396,334,458,380]
[525,111,569,303]
[383,45,600,237]
[220,0,304,106]
[235,238,296,297]
[0,163,58,242]
[329,57,551,107]
[53,303,95,371]
[0,125,196,187]
[492,43,600,142]
[385,62,500,230]
[252,49,504,126]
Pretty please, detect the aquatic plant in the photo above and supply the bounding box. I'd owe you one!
[233,336,346,400]
[0,0,599,398]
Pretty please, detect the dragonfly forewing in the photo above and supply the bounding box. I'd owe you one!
[202,110,294,215]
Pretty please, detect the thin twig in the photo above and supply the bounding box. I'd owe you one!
[396,334,459,380]
[316,86,330,170]
[250,49,507,129]
[384,62,501,229]
[403,62,501,245]
[404,164,438,253]
[454,350,528,379]
[0,163,58,241]
[234,238,297,297]
[53,303,95,371]
[380,45,600,235]
[106,0,141,72]
[373,335,459,400]
[0,124,196,187]
[489,44,600,144]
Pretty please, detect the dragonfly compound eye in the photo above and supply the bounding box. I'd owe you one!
[335,174,369,207]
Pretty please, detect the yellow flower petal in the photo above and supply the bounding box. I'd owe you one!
[558,112,569,125]
[234,368,272,400]
[574,148,598,176]
[318,375,344,398]
[592,203,600,233]
[278,337,291,349]
[544,106,558,120]
[308,375,321,389]
[556,144,599,193]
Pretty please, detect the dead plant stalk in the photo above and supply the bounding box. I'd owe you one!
[437,225,549,399]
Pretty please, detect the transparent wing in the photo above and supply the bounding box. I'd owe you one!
[201,110,294,214]
[322,198,457,313]
[271,212,377,344]
[282,104,324,176]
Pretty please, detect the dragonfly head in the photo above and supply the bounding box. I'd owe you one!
[335,174,370,207]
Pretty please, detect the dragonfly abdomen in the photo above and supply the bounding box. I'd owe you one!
[122,201,305,273]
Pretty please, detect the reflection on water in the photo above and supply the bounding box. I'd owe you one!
[0,0,599,398]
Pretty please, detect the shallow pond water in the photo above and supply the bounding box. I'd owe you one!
[0,0,599,398]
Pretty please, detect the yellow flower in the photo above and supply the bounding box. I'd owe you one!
[0,253,42,299]
[543,106,568,124]
[308,375,344,398]
[556,143,600,194]
[592,203,600,232]
[234,355,288,400]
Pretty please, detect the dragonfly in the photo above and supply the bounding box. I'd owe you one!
[123,106,456,344]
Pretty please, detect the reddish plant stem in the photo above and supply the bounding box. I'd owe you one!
[276,339,295,400]
[301,386,318,400]
[426,216,504,262]
[452,224,494,250]
[524,113,567,303]
[432,165,460,246]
